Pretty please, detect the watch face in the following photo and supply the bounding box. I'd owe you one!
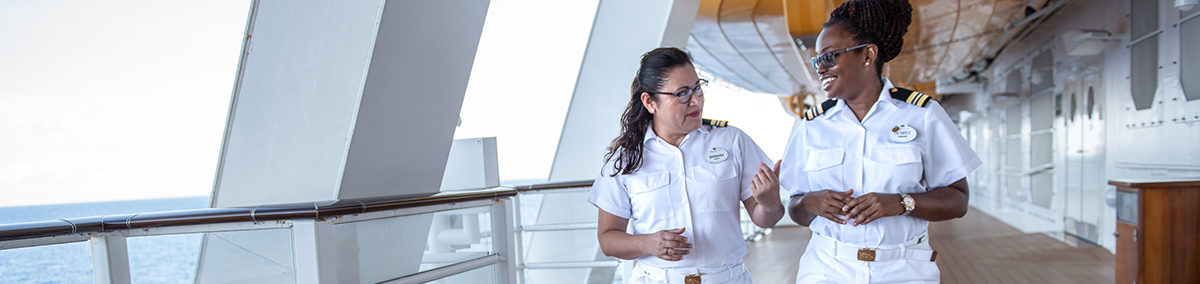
[903,195,915,208]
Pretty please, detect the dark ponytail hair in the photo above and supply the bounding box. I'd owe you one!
[824,0,912,76]
[603,47,692,177]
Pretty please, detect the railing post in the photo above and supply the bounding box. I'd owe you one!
[90,233,131,284]
[293,220,338,284]
[511,193,526,284]
[494,197,519,284]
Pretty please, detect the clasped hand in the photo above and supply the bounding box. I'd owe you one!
[799,189,905,226]
[647,228,691,261]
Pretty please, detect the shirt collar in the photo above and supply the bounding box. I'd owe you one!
[877,77,899,107]
[642,121,708,143]
[822,77,897,120]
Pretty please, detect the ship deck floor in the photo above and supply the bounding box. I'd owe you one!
[744,209,1116,283]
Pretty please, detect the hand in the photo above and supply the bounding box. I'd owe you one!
[799,189,854,225]
[843,193,905,226]
[646,228,691,261]
[749,161,782,207]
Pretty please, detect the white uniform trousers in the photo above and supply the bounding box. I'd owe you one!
[631,262,752,284]
[795,232,939,284]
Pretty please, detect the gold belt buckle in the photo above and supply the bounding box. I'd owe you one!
[857,248,876,262]
[684,273,703,284]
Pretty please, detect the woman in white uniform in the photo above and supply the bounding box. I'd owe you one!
[588,47,785,284]
[778,1,981,283]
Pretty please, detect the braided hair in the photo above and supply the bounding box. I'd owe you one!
[824,0,913,76]
[604,47,692,177]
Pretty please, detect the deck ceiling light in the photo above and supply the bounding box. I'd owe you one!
[1178,0,1198,11]
[1063,29,1120,56]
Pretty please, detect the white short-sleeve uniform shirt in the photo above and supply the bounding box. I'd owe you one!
[779,78,981,247]
[588,124,772,270]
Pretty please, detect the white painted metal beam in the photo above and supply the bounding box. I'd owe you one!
[90,233,131,284]
[292,220,338,284]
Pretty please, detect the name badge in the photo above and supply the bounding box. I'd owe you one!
[890,125,917,143]
[706,147,729,164]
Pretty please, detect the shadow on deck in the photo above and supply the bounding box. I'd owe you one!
[744,209,1115,283]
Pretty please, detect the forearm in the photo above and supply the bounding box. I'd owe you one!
[748,197,785,228]
[787,194,817,226]
[908,180,969,221]
[598,230,650,260]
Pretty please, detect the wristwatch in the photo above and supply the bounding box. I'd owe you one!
[900,193,915,215]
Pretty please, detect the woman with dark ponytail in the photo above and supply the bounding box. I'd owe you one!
[588,47,784,284]
[777,0,980,283]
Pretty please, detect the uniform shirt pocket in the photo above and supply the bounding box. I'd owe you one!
[803,148,845,193]
[804,148,845,171]
[624,172,674,219]
[870,145,922,165]
[690,164,740,212]
[867,145,924,192]
[692,163,737,182]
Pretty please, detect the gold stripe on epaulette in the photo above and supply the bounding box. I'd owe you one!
[702,118,729,127]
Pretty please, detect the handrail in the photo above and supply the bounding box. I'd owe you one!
[0,187,517,242]
[513,180,594,192]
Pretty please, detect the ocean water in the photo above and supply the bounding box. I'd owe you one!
[0,197,209,283]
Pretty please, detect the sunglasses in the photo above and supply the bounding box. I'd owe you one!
[649,79,708,104]
[810,44,868,72]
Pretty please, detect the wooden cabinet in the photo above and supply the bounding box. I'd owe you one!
[1109,179,1200,284]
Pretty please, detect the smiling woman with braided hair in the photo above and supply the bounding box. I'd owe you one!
[776,0,981,283]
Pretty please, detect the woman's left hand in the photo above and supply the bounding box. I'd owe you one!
[750,161,781,206]
[842,193,905,226]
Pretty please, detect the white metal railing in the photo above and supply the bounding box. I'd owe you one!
[0,181,772,284]
[512,181,770,284]
[0,188,518,284]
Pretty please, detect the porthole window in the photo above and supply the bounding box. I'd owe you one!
[1070,92,1078,123]
[1087,86,1096,119]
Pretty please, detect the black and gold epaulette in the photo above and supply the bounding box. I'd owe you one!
[803,99,838,121]
[890,87,933,107]
[702,118,729,127]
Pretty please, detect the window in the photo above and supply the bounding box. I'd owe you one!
[1006,70,1024,96]
[1129,0,1160,110]
[1131,0,1159,40]
[1030,51,1054,96]
[1182,14,1200,100]
[1131,36,1159,110]
[1030,93,1054,166]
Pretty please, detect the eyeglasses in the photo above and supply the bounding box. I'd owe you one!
[650,79,708,104]
[810,44,868,72]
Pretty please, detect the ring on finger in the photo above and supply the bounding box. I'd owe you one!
[665,248,670,255]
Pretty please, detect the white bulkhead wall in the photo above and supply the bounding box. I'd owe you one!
[212,0,490,207]
[197,1,491,283]
[549,0,702,182]
[952,0,1200,253]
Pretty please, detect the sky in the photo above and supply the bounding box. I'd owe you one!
[0,0,796,207]
[0,1,250,207]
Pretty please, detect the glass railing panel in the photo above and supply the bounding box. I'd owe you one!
[424,263,496,284]
[128,233,203,284]
[526,268,601,284]
[0,241,92,282]
[193,229,295,284]
[420,261,494,284]
[420,206,495,272]
[330,204,496,284]
[519,188,619,283]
